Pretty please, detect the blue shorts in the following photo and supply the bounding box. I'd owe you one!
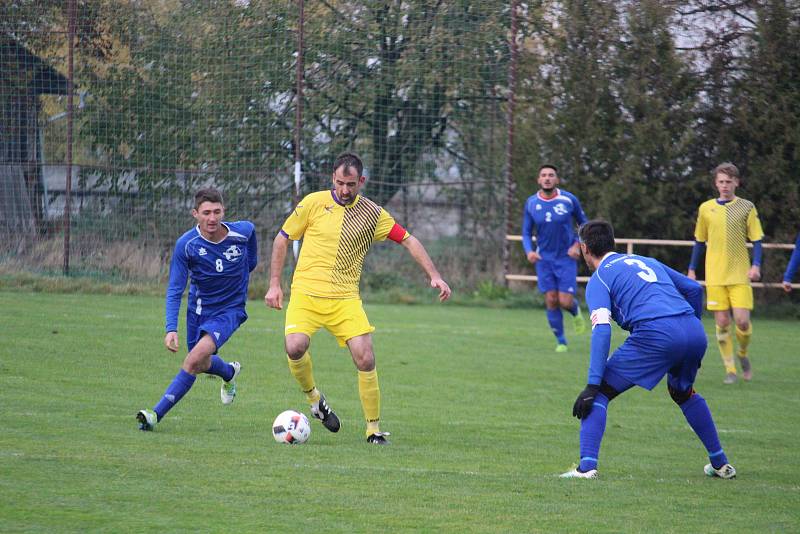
[604,314,707,392]
[186,308,247,352]
[536,256,578,294]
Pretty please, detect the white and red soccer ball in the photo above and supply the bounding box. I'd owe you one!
[272,410,311,444]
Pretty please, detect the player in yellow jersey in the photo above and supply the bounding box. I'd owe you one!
[265,153,451,444]
[688,162,764,384]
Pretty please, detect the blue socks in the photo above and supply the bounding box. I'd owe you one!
[574,390,729,473]
[154,369,196,421]
[568,299,579,317]
[206,355,235,382]
[546,308,566,344]
[578,392,609,472]
[680,393,729,468]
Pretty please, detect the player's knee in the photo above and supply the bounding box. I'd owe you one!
[285,335,309,359]
[182,356,208,375]
[715,316,732,330]
[715,325,731,340]
[668,384,694,405]
[352,351,375,371]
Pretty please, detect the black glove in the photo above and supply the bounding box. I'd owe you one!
[572,384,601,419]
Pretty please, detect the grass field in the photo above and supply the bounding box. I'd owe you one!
[1,291,798,532]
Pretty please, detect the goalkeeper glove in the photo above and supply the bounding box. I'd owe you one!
[572,384,601,419]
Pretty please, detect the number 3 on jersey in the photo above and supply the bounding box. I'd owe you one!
[215,258,224,272]
[624,258,657,283]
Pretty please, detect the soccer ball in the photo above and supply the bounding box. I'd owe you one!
[272,410,311,444]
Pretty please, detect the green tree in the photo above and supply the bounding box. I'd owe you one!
[611,0,700,243]
[301,0,511,205]
[80,0,297,202]
[725,0,800,245]
[515,0,623,215]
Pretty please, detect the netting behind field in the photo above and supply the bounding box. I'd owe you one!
[1,1,512,285]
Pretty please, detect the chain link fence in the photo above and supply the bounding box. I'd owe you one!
[1,1,515,289]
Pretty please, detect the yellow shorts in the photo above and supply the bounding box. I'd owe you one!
[285,293,375,347]
[706,284,753,311]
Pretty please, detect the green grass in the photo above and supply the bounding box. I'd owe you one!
[1,291,797,532]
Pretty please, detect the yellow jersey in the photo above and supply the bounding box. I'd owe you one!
[694,197,764,286]
[281,190,409,298]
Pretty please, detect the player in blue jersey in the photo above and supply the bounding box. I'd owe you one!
[782,231,800,293]
[522,165,588,352]
[136,188,258,431]
[560,220,735,479]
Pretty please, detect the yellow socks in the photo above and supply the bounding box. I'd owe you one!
[358,369,381,436]
[287,352,320,404]
[715,324,736,374]
[735,324,752,358]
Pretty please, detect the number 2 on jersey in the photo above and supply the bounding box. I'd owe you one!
[624,258,657,283]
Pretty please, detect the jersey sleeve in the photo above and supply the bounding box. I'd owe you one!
[688,241,705,271]
[585,277,613,386]
[693,204,708,242]
[374,208,406,242]
[746,206,764,242]
[281,195,313,240]
[521,199,536,255]
[661,261,703,319]
[784,233,800,283]
[246,222,258,272]
[165,239,189,333]
[572,194,589,227]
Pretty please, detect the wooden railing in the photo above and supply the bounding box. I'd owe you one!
[505,235,798,289]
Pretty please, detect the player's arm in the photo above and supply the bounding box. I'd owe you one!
[688,206,707,280]
[748,240,763,282]
[783,234,800,292]
[567,198,587,259]
[246,223,258,272]
[573,194,589,226]
[661,262,703,319]
[585,280,612,387]
[572,279,612,419]
[164,240,189,352]
[746,206,764,282]
[521,202,540,263]
[264,231,290,310]
[687,241,705,280]
[401,234,451,302]
[266,197,311,309]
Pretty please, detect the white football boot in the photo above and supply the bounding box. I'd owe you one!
[559,468,598,479]
[704,463,736,479]
[220,361,241,405]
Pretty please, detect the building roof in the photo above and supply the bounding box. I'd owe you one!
[1,35,69,96]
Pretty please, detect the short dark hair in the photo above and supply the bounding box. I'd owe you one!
[538,164,558,174]
[579,220,616,257]
[333,152,364,177]
[194,187,224,209]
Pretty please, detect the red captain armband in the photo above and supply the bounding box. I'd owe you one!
[387,223,408,244]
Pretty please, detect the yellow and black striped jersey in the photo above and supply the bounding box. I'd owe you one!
[281,190,408,298]
[694,197,764,286]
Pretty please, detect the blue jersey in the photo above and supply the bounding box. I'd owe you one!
[522,189,587,261]
[585,253,703,385]
[783,232,800,283]
[165,221,258,333]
